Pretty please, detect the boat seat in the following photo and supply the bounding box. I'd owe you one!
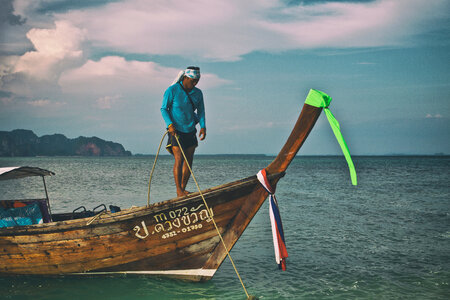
[51,204,120,222]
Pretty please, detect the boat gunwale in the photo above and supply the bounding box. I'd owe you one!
[0,172,284,236]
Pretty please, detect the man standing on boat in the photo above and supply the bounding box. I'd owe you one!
[161,66,206,197]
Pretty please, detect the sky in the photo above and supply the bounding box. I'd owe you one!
[0,0,449,155]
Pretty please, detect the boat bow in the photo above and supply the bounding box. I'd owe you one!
[0,89,331,281]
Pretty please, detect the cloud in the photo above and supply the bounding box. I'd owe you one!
[1,16,230,105]
[0,0,26,26]
[58,0,449,61]
[257,0,444,49]
[426,113,443,119]
[356,62,376,65]
[27,99,50,107]
[59,56,230,95]
[3,0,446,96]
[11,0,39,19]
[95,95,121,109]
[0,20,86,97]
[13,20,85,80]
[59,0,268,61]
[0,55,19,77]
[26,99,66,108]
[219,119,290,132]
[0,95,13,105]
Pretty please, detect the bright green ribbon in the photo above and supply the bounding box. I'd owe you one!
[305,89,357,185]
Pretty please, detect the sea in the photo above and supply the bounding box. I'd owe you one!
[0,155,449,300]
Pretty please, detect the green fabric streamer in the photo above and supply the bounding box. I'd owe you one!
[305,89,357,185]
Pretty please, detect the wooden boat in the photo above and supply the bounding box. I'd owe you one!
[0,92,325,281]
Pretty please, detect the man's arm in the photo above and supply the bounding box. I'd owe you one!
[197,91,206,140]
[161,88,174,128]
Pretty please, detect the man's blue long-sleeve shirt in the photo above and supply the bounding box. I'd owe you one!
[161,82,206,133]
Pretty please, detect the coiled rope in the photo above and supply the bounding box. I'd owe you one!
[147,131,256,300]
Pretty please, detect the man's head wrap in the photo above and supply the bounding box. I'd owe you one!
[184,67,200,79]
[171,67,200,85]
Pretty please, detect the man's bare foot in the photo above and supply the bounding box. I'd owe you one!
[177,190,191,197]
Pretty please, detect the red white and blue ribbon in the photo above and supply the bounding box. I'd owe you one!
[257,169,288,271]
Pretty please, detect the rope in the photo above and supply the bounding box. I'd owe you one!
[86,210,106,225]
[173,134,253,300]
[147,131,255,299]
[147,131,169,207]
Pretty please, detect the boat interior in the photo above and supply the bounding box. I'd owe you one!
[0,198,121,227]
[0,166,123,228]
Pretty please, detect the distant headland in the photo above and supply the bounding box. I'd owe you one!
[0,129,132,157]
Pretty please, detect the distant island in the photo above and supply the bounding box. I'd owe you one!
[0,129,132,157]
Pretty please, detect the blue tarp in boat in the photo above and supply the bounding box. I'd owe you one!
[0,202,43,228]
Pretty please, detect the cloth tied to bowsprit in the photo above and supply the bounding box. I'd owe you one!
[257,168,288,271]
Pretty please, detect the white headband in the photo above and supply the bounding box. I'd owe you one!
[184,68,200,79]
[171,68,201,85]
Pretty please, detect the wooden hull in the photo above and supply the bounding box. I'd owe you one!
[0,103,322,281]
[0,173,282,281]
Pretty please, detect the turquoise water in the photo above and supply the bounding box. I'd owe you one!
[0,156,449,299]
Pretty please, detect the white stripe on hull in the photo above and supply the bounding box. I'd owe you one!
[71,268,217,277]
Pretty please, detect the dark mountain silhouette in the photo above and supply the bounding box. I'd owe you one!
[0,129,132,157]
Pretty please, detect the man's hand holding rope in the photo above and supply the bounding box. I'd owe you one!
[199,128,206,141]
[168,124,177,136]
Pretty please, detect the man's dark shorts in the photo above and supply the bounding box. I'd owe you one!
[166,130,198,154]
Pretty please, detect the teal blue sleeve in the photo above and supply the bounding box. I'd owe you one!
[161,87,173,127]
[197,91,206,129]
